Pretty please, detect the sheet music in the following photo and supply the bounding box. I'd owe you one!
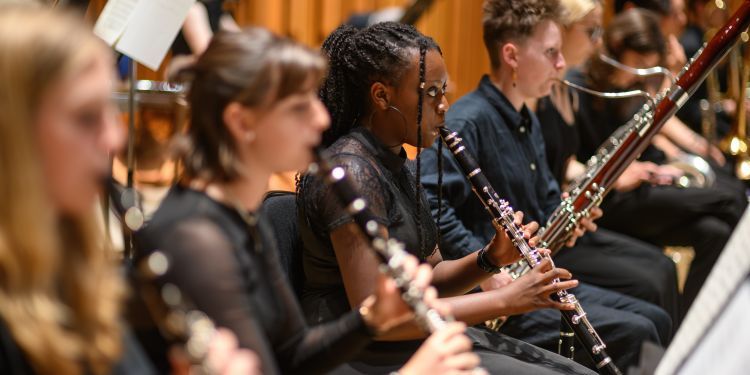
[679,278,750,374]
[655,208,750,374]
[93,0,139,46]
[114,0,195,70]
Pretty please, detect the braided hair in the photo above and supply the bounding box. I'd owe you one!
[316,22,442,258]
[319,22,440,146]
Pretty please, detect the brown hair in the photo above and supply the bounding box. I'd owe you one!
[177,28,327,183]
[587,8,666,89]
[0,4,123,375]
[614,0,670,15]
[482,0,561,69]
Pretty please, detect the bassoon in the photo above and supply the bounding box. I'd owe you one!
[537,0,750,254]
[438,127,621,375]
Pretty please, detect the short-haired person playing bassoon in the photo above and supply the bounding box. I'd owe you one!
[567,8,747,318]
[420,0,672,370]
[535,0,681,324]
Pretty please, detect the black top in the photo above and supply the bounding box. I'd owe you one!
[420,75,561,259]
[675,24,708,133]
[677,24,732,137]
[298,127,438,324]
[134,186,373,375]
[537,95,580,186]
[0,319,33,375]
[568,69,667,164]
[0,318,155,375]
[171,0,225,56]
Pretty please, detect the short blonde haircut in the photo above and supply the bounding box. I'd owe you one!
[0,4,124,375]
[559,0,600,26]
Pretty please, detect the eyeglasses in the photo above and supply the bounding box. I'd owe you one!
[420,82,448,98]
[585,25,603,42]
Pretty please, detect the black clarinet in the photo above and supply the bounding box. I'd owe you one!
[308,147,450,333]
[559,316,576,360]
[438,127,621,375]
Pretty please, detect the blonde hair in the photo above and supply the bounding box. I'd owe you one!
[559,0,600,26]
[552,0,601,124]
[0,5,124,375]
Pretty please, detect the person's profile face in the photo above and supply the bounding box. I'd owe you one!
[661,0,688,36]
[562,5,604,67]
[35,52,123,216]
[394,49,450,148]
[369,48,450,148]
[515,19,566,100]
[611,50,662,90]
[248,85,330,172]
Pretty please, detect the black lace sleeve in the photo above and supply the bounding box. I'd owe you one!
[154,217,373,375]
[302,152,392,233]
[156,219,283,375]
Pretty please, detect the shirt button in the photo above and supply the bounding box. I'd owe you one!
[530,163,536,171]
[519,126,526,133]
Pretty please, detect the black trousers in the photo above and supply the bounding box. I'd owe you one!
[554,228,680,328]
[597,181,746,317]
[501,283,670,372]
[329,326,596,375]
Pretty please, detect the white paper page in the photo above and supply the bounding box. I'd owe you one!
[679,279,750,375]
[655,207,750,374]
[93,0,140,46]
[115,0,195,71]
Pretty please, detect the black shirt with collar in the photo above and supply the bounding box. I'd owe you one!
[567,69,667,165]
[421,75,560,259]
[134,185,373,375]
[537,94,581,186]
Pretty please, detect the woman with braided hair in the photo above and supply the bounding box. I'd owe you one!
[297,21,596,374]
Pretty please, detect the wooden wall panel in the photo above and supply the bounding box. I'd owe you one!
[87,0,615,190]
[417,0,489,100]
[89,0,616,97]
[224,0,491,99]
